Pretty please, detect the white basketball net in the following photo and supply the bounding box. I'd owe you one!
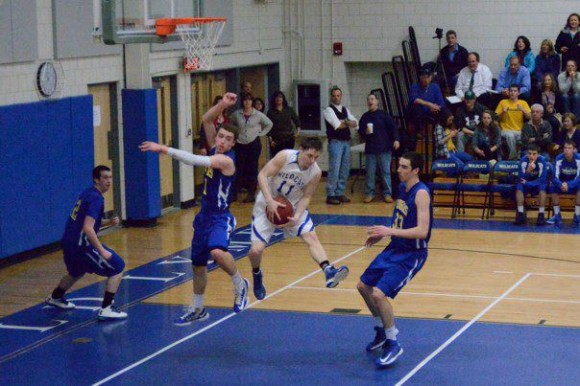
[177,20,226,72]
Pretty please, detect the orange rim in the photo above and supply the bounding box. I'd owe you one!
[156,17,227,36]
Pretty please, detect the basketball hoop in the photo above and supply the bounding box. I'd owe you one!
[156,17,226,72]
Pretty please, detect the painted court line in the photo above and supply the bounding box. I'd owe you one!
[292,286,580,304]
[92,246,366,385]
[394,273,532,386]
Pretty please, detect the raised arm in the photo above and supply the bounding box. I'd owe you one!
[202,93,238,147]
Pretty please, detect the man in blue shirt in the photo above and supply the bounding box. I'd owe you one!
[140,93,250,325]
[358,93,400,203]
[407,67,445,151]
[46,166,127,320]
[357,152,433,368]
[496,56,532,102]
[514,143,548,225]
[547,140,580,226]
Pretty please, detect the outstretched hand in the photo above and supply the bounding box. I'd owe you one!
[139,141,164,153]
[365,236,383,248]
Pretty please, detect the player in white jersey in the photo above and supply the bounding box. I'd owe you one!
[248,137,349,300]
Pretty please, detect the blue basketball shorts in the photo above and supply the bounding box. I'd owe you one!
[516,181,546,195]
[549,185,579,195]
[62,243,125,278]
[360,245,428,299]
[191,210,236,266]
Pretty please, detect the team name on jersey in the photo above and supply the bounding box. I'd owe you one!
[277,171,306,188]
[395,199,409,216]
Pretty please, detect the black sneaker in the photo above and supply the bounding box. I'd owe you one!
[337,195,351,203]
[513,212,526,225]
[326,196,341,205]
[536,213,546,226]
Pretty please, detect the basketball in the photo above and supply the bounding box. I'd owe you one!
[266,196,294,225]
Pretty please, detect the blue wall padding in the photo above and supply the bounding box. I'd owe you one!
[122,89,161,221]
[0,96,94,259]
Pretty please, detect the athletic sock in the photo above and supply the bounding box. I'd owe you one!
[232,271,243,289]
[374,316,384,328]
[102,291,115,308]
[576,206,580,216]
[539,207,545,214]
[319,260,330,270]
[517,206,524,213]
[51,286,66,300]
[193,294,204,310]
[384,326,399,341]
[554,205,561,215]
[252,267,261,274]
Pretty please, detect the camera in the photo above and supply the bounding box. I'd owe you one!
[435,28,443,40]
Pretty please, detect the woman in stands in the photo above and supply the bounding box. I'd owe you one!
[253,97,266,113]
[539,73,562,133]
[534,39,561,92]
[472,110,502,161]
[558,60,580,116]
[504,36,535,74]
[553,113,580,152]
[555,13,580,71]
[266,90,301,157]
[434,109,473,169]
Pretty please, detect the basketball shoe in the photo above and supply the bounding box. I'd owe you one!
[253,270,266,300]
[233,279,250,313]
[324,265,349,288]
[174,307,209,326]
[376,339,403,368]
[366,326,387,352]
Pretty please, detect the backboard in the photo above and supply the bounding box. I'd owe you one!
[95,0,200,44]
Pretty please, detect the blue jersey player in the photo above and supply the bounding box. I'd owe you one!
[140,93,250,325]
[46,166,127,320]
[514,143,548,225]
[357,152,433,368]
[547,140,580,226]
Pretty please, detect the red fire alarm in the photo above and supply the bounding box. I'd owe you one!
[333,42,343,56]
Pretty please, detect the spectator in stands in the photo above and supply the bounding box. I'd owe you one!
[553,113,580,152]
[435,109,473,171]
[547,140,580,227]
[558,60,580,116]
[439,30,469,92]
[455,52,494,108]
[230,93,273,202]
[358,93,400,203]
[473,110,502,161]
[505,36,536,75]
[521,104,553,158]
[495,85,532,160]
[323,86,358,205]
[454,90,486,153]
[253,97,265,113]
[539,73,562,133]
[199,95,230,155]
[555,13,580,71]
[534,39,561,92]
[241,80,253,95]
[407,67,445,150]
[514,143,548,226]
[267,91,301,157]
[496,56,532,102]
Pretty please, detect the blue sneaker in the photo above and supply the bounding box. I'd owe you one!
[573,215,580,228]
[366,326,387,352]
[253,271,266,300]
[324,265,350,288]
[233,279,250,313]
[174,307,209,326]
[376,339,403,368]
[546,213,562,225]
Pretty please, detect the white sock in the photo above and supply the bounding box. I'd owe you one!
[232,271,243,289]
[517,206,524,213]
[539,207,545,214]
[554,205,560,215]
[384,326,399,341]
[576,206,580,216]
[374,316,384,328]
[193,294,204,310]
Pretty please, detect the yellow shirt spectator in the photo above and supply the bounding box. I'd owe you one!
[495,99,531,132]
